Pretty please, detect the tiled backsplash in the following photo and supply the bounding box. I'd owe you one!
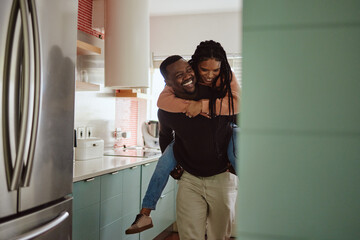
[75,91,144,148]
[114,98,138,147]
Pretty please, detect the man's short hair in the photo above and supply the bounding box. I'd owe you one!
[159,55,183,80]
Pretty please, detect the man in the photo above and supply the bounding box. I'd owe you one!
[158,55,238,239]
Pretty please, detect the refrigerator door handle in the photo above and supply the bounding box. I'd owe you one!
[7,0,32,191]
[22,0,41,187]
[2,0,20,191]
[2,0,32,191]
[10,211,69,240]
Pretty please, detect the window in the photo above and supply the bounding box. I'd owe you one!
[148,68,166,121]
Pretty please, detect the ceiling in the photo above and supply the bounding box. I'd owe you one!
[149,0,242,16]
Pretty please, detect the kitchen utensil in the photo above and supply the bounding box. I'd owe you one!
[146,120,159,138]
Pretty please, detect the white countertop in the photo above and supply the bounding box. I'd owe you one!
[73,155,161,182]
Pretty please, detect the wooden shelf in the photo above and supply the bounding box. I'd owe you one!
[75,81,100,91]
[115,89,150,99]
[77,40,101,55]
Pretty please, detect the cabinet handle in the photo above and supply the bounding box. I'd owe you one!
[85,178,95,182]
[143,163,150,167]
[130,166,137,170]
[111,171,119,175]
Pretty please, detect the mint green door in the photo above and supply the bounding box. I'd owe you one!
[238,0,360,239]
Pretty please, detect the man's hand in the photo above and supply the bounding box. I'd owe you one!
[185,100,202,117]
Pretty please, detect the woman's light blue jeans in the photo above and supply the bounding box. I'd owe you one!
[142,125,239,210]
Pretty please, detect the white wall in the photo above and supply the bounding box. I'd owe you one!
[75,90,116,148]
[150,12,242,57]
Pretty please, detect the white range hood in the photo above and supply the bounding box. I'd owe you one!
[105,0,150,89]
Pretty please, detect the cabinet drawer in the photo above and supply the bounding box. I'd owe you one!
[101,170,123,201]
[73,203,100,240]
[141,162,156,197]
[100,218,122,240]
[73,177,100,211]
[100,194,122,228]
[100,211,141,240]
[121,212,141,240]
[154,190,176,231]
[140,190,175,239]
[141,162,175,199]
[122,166,141,214]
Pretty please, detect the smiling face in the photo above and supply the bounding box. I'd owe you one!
[166,59,196,96]
[197,58,221,86]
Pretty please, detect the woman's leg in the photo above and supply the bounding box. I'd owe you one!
[227,124,239,171]
[141,141,177,210]
[126,142,177,234]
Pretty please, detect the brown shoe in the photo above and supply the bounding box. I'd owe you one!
[125,214,153,234]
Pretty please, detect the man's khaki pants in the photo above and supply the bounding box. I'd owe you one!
[176,170,238,240]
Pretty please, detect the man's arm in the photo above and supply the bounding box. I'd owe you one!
[157,109,174,153]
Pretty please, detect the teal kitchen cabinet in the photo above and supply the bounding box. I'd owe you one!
[73,177,101,240]
[100,166,141,240]
[73,160,176,240]
[120,166,141,240]
[140,162,176,240]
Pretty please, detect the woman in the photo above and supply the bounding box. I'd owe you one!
[125,40,240,234]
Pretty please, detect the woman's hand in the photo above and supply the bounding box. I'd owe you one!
[185,100,202,117]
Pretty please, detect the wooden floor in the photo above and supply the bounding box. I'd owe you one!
[163,232,179,240]
[164,232,236,240]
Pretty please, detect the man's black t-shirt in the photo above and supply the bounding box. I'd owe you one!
[158,109,235,177]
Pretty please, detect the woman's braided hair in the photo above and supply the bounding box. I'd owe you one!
[189,40,237,161]
[188,40,235,118]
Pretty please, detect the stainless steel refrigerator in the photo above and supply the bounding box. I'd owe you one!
[0,0,77,239]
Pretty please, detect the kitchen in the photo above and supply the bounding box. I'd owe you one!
[74,0,241,238]
[1,0,359,240]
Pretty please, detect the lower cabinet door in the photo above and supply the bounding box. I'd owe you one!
[122,212,141,240]
[141,162,175,198]
[73,178,101,240]
[100,194,122,228]
[100,218,122,240]
[100,211,140,240]
[140,190,175,240]
[73,203,100,240]
[73,177,101,211]
[123,166,141,214]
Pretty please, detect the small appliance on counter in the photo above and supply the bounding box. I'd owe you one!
[142,120,159,148]
[75,138,104,161]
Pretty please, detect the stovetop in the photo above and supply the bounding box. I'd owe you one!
[104,147,161,158]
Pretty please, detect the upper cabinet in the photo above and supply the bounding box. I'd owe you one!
[104,0,150,89]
